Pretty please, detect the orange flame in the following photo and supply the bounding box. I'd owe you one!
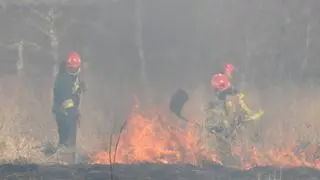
[91,105,320,170]
[92,106,221,165]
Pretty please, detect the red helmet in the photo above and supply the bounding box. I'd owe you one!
[211,73,231,92]
[66,51,81,75]
[67,51,81,68]
[224,63,235,74]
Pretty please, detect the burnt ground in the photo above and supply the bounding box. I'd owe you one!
[0,163,319,180]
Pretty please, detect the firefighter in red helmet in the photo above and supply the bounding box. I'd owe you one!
[51,51,86,159]
[209,63,263,133]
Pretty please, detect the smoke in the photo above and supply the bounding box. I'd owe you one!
[0,0,319,158]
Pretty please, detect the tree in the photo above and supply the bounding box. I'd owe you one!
[5,40,40,76]
[26,5,73,79]
[0,39,40,76]
[134,0,147,86]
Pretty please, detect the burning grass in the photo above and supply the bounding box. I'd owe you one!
[0,75,320,172]
[92,106,221,165]
[91,85,320,170]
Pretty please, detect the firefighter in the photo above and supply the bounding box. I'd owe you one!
[52,51,86,152]
[209,63,263,131]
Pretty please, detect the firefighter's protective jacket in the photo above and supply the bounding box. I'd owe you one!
[52,61,84,117]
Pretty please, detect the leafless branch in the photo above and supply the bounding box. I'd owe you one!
[24,41,41,50]
[113,119,128,165]
[47,7,62,21]
[28,5,50,21]
[108,115,129,180]
[27,5,61,22]
[3,40,40,51]
[108,127,114,180]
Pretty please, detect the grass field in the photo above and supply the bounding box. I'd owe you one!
[0,75,319,171]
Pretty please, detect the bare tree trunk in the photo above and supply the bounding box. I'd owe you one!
[49,29,59,78]
[47,8,60,78]
[27,6,61,79]
[301,0,313,76]
[16,40,24,76]
[135,0,147,86]
[0,40,40,77]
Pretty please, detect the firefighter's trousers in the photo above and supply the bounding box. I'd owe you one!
[54,113,78,148]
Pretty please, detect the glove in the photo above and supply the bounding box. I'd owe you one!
[62,99,80,118]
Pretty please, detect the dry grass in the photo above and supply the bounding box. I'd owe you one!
[0,75,115,164]
[0,74,319,166]
[0,75,50,163]
[250,83,320,148]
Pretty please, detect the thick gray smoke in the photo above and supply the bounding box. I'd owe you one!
[0,0,319,158]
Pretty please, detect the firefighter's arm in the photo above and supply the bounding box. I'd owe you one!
[226,85,252,114]
[237,92,264,121]
[226,86,254,114]
[237,93,253,115]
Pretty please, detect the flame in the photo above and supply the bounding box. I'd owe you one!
[230,143,320,169]
[92,106,221,165]
[91,105,320,170]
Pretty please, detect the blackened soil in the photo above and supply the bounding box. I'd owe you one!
[0,163,319,180]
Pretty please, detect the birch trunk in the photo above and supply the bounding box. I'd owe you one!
[16,40,24,76]
[49,29,59,78]
[135,0,147,86]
